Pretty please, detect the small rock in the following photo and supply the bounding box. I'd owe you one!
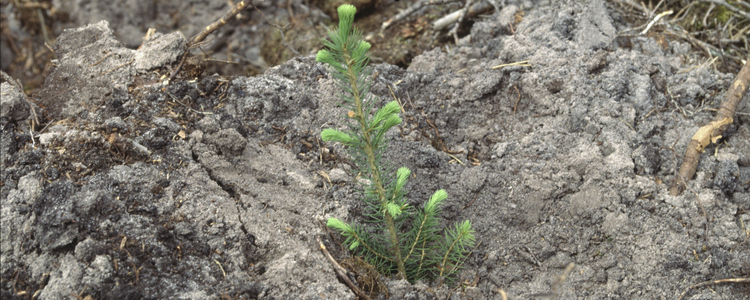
[209,128,247,156]
[134,31,187,72]
[0,81,30,122]
[460,167,487,192]
[74,238,104,262]
[104,116,128,131]
[197,116,221,134]
[328,168,348,183]
[714,160,739,195]
[492,142,510,159]
[153,117,181,132]
[39,132,61,146]
[416,146,440,168]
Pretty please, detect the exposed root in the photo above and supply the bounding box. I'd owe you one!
[669,61,750,195]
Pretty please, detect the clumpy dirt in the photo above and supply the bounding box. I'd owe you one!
[1,0,523,90]
[2,0,749,299]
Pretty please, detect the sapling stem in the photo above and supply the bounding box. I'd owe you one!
[318,4,475,285]
[343,37,406,277]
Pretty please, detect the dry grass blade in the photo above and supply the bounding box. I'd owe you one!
[700,0,750,20]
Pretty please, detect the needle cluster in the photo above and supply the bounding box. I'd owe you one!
[317,4,475,284]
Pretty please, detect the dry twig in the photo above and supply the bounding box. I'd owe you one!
[316,236,371,300]
[432,1,493,31]
[190,1,253,46]
[640,10,673,35]
[381,0,462,30]
[677,277,750,300]
[168,1,252,83]
[669,61,750,195]
[449,0,474,44]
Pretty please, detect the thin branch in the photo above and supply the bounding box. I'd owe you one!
[190,1,252,46]
[677,277,750,300]
[640,10,673,35]
[669,61,750,195]
[168,1,252,84]
[449,0,474,44]
[381,0,462,31]
[167,55,188,84]
[316,236,372,300]
[432,1,493,31]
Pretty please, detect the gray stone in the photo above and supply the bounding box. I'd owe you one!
[0,81,30,122]
[134,31,187,72]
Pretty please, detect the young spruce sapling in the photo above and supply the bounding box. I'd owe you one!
[317,4,475,284]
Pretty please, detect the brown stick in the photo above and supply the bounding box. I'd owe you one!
[669,62,750,196]
[190,1,252,46]
[677,277,750,300]
[168,1,252,83]
[315,236,371,300]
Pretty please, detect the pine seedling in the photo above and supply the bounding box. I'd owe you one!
[318,4,475,284]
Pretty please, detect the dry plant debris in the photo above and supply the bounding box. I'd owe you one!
[670,61,750,195]
[613,0,749,73]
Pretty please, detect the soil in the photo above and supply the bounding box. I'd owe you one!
[2,0,749,299]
